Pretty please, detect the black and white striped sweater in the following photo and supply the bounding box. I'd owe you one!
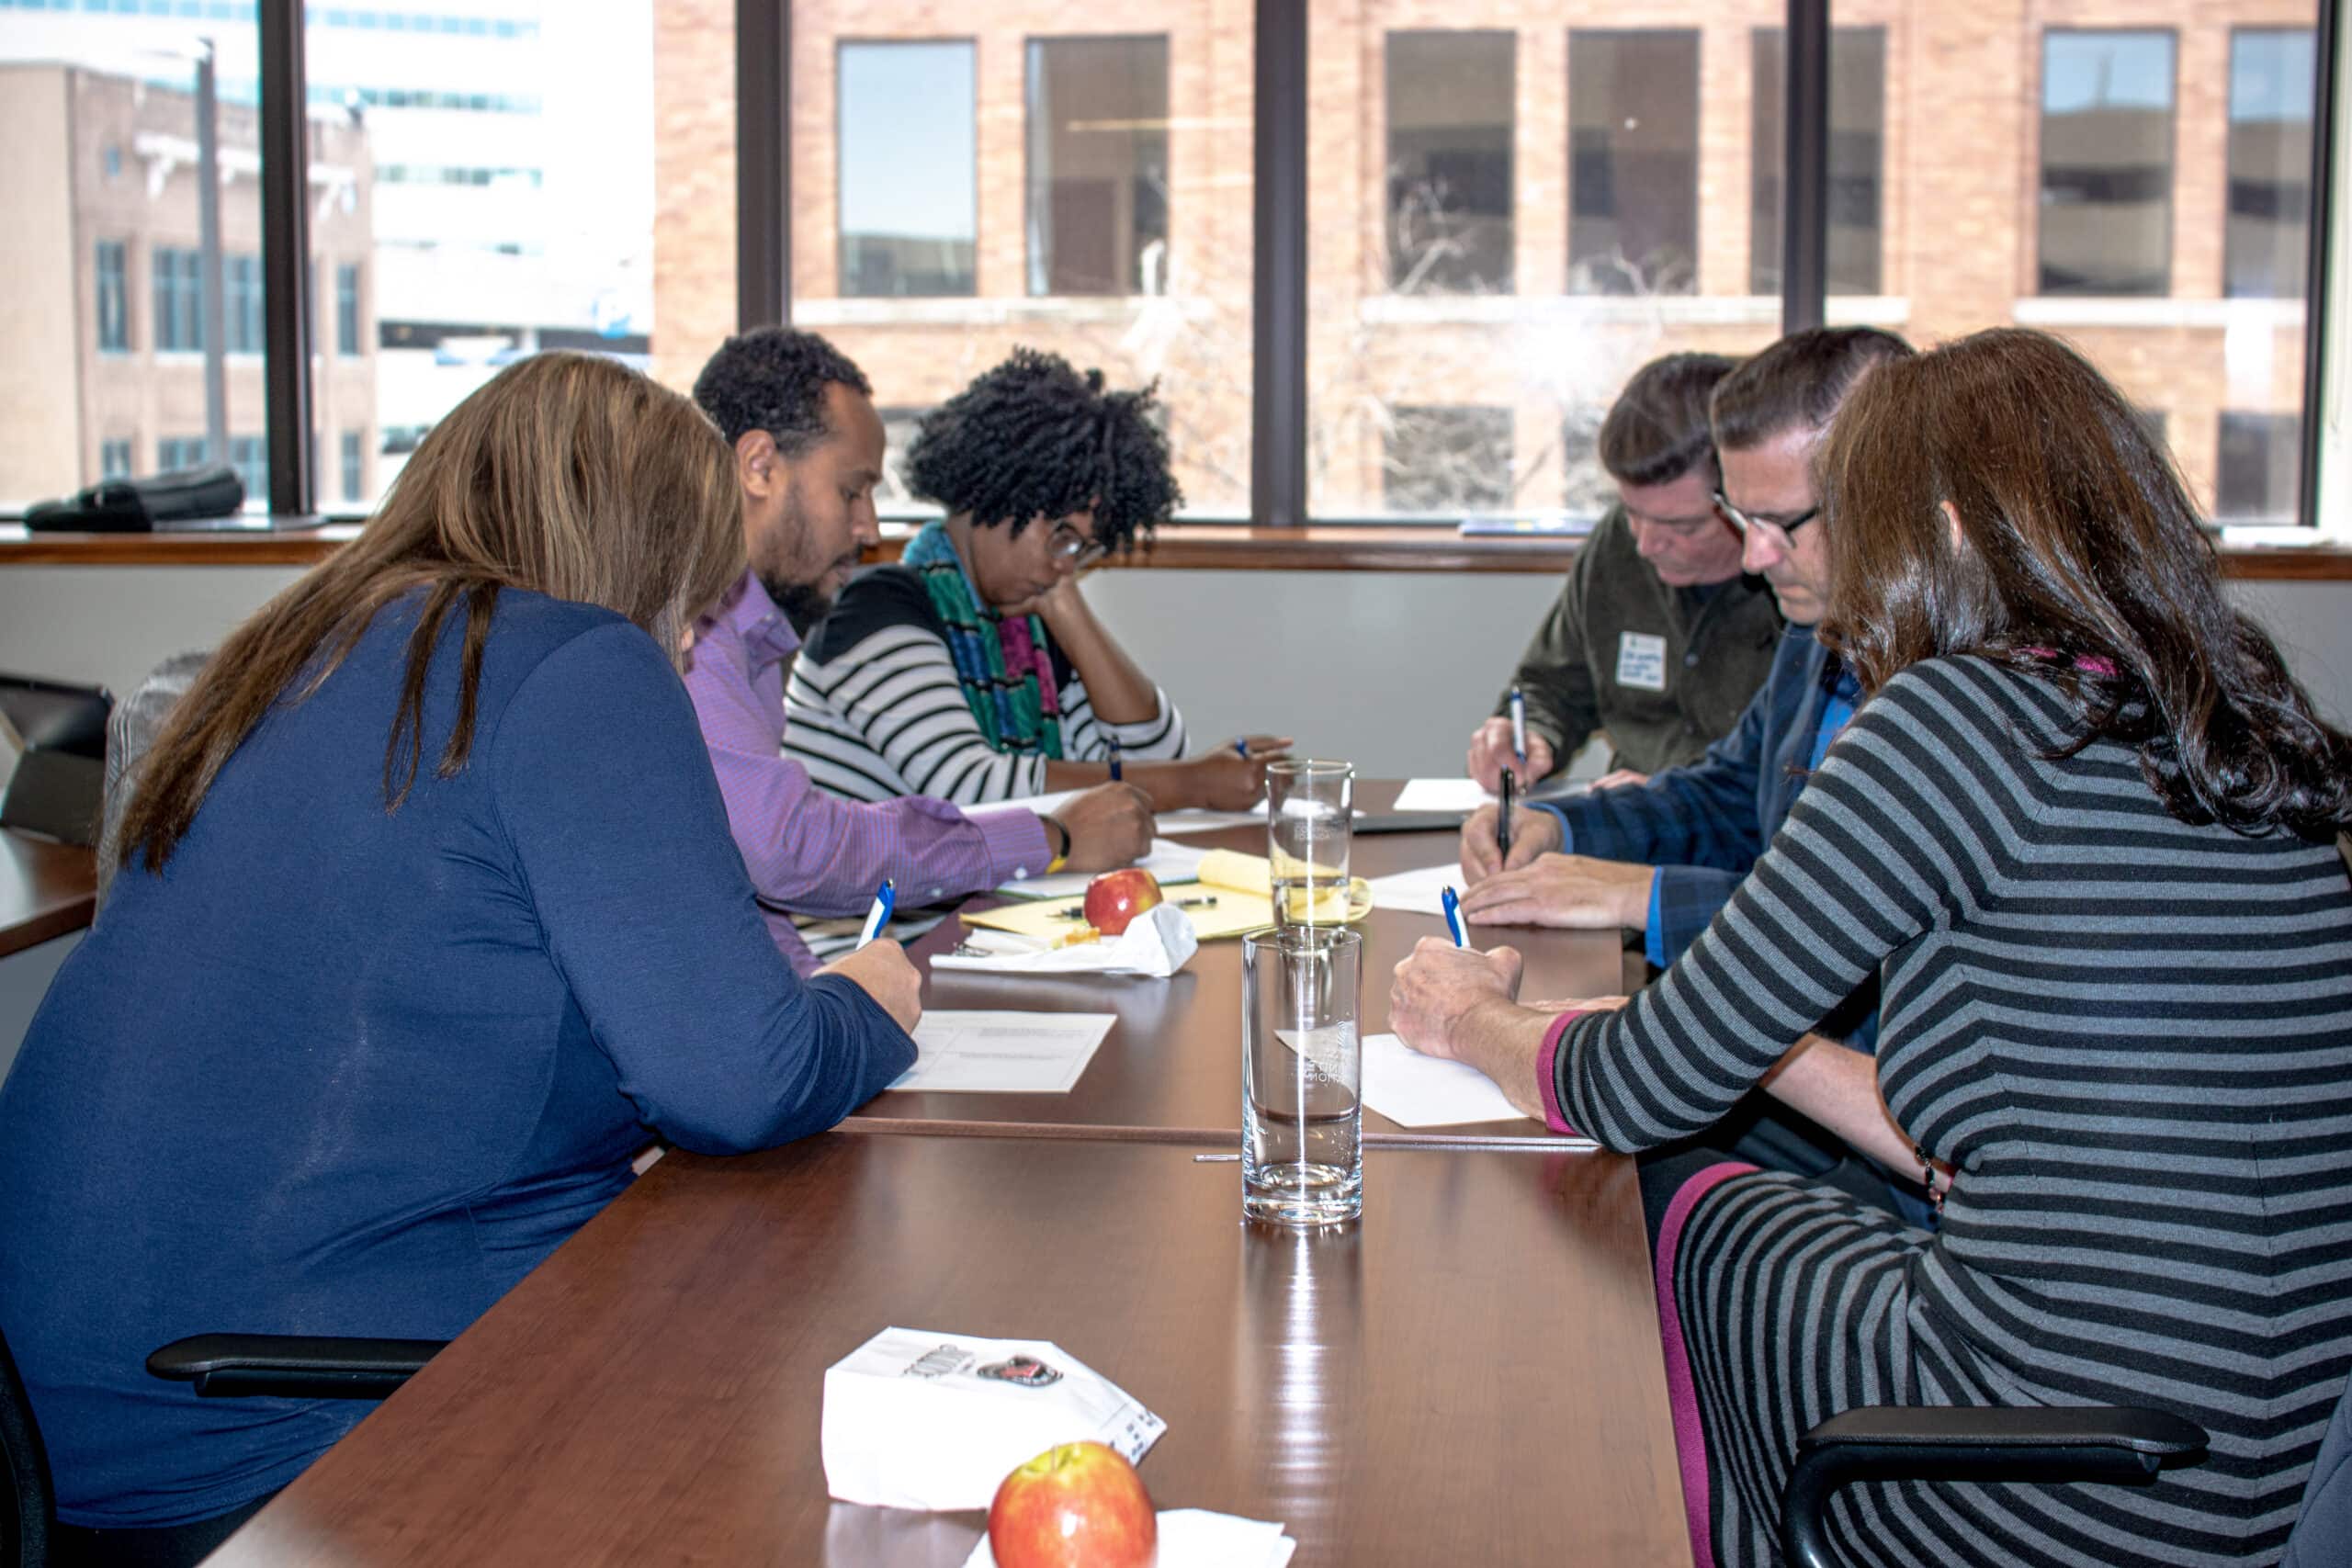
[784,567,1185,806]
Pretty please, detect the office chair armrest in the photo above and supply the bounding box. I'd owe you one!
[146,1334,447,1400]
[1781,1405,2208,1568]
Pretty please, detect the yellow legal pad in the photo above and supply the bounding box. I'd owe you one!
[959,850,1368,944]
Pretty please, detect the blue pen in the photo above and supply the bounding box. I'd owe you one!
[1509,686,1528,765]
[1108,739,1123,783]
[1441,886,1469,948]
[1233,737,1249,759]
[857,880,896,949]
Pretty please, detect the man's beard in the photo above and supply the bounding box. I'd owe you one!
[756,491,855,635]
[762,570,837,637]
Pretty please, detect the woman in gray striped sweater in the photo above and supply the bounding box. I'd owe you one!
[786,349,1284,809]
[1390,328,2352,1567]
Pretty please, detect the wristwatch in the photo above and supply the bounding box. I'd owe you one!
[1043,815,1072,874]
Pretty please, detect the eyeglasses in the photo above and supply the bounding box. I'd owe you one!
[1713,491,1820,542]
[1047,522,1109,568]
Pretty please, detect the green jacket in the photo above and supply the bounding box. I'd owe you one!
[1495,505,1782,776]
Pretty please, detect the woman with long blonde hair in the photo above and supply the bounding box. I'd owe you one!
[0,353,920,1565]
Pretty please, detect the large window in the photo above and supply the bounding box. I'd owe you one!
[1026,35,1170,298]
[2039,31,2177,298]
[837,40,976,298]
[1311,9,1786,521]
[789,5,1253,516]
[227,253,265,354]
[1752,27,1885,296]
[1568,30,1700,298]
[1385,31,1514,294]
[2227,29,2316,300]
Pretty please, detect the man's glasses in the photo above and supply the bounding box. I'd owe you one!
[1713,491,1820,542]
[1047,522,1109,568]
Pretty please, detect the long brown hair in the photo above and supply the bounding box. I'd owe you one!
[121,351,744,873]
[1818,326,2352,841]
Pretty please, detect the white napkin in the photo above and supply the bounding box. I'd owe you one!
[932,900,1200,978]
[962,1509,1297,1567]
[822,1329,1165,1511]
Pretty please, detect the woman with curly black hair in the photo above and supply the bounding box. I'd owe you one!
[786,348,1286,809]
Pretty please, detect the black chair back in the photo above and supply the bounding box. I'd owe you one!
[0,1324,53,1568]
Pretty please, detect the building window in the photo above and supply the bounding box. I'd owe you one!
[100,439,133,480]
[341,429,364,502]
[1383,406,1512,515]
[226,253,265,353]
[1386,31,1514,294]
[875,406,935,512]
[2039,30,2176,297]
[1569,29,1701,297]
[2216,412,2301,523]
[1025,35,1170,298]
[335,263,361,357]
[153,245,203,352]
[2225,28,2315,299]
[229,434,267,508]
[836,41,977,298]
[95,240,130,353]
[157,435,207,473]
[1751,28,1885,296]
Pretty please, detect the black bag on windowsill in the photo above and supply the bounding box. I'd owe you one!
[24,464,244,532]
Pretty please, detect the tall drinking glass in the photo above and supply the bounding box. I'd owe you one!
[1241,925,1363,1225]
[1266,759,1353,927]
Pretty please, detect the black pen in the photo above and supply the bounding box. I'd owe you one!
[1498,769,1515,861]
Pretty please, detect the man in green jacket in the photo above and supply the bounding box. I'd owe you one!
[1466,354,1781,792]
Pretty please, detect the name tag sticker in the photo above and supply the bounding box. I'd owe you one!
[1617,631,1668,692]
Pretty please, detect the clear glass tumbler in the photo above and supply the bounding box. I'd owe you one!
[1266,759,1354,927]
[1241,924,1363,1226]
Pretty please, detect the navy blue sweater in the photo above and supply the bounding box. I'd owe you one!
[0,590,914,1527]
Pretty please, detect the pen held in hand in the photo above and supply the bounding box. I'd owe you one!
[1107,739,1123,783]
[1442,886,1470,948]
[1498,769,1515,861]
[857,880,896,949]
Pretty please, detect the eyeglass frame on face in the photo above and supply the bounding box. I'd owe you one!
[1712,490,1821,544]
[1045,518,1110,569]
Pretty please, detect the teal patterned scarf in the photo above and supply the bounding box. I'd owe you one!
[901,522,1065,759]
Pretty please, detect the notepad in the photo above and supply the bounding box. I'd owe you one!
[995,839,1209,901]
[1393,778,1498,812]
[1363,862,1459,917]
[1359,1032,1550,1129]
[888,1011,1118,1094]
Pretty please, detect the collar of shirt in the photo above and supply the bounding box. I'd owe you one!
[708,570,800,672]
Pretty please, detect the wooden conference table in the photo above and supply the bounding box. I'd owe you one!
[203,784,1690,1567]
[0,828,96,959]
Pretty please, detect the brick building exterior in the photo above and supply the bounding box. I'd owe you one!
[650,0,2318,523]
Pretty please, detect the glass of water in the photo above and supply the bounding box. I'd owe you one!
[1266,759,1353,927]
[1241,924,1363,1226]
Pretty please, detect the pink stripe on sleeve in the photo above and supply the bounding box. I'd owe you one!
[1536,1010,1585,1137]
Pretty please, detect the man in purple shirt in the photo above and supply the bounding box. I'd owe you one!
[686,327,1153,972]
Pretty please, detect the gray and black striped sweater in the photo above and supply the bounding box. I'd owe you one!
[1559,654,2352,1565]
[784,566,1185,806]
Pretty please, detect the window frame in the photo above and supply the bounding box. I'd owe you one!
[128,0,2338,534]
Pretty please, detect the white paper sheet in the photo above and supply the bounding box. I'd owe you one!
[1363,863,1461,917]
[1391,778,1498,812]
[1153,803,1271,836]
[890,1012,1118,1094]
[932,903,1199,979]
[996,839,1210,900]
[964,1509,1297,1568]
[822,1327,1165,1512]
[1359,1032,1553,1130]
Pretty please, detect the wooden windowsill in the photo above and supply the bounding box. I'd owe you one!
[5,520,2352,580]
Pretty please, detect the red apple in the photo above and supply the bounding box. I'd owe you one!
[1082,869,1163,937]
[987,1440,1158,1568]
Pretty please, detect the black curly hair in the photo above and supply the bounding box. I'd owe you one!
[691,327,873,457]
[905,348,1182,552]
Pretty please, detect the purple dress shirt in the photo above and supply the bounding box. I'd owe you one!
[684,570,1054,973]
